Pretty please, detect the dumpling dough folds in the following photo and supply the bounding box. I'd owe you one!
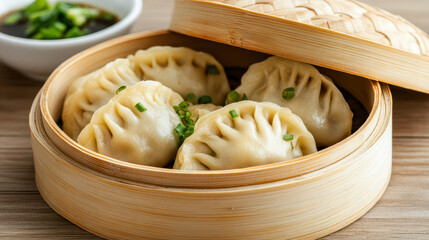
[236,56,353,147]
[128,46,230,105]
[62,46,230,141]
[174,101,317,170]
[62,59,141,140]
[78,81,183,167]
[188,103,221,121]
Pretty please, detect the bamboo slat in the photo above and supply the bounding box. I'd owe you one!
[170,0,429,94]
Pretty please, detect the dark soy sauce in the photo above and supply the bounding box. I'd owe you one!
[0,10,28,38]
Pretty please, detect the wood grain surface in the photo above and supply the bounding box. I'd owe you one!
[0,0,428,239]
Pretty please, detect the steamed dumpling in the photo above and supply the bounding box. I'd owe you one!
[128,46,230,105]
[174,101,317,170]
[236,56,353,147]
[62,46,230,141]
[62,59,141,140]
[77,81,183,167]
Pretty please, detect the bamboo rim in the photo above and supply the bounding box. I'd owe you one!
[39,30,391,188]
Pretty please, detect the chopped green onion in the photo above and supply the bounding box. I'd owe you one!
[135,102,147,112]
[49,21,66,32]
[184,125,194,138]
[185,93,196,104]
[229,110,239,119]
[100,12,115,22]
[225,90,240,105]
[56,2,79,14]
[290,142,294,150]
[32,22,65,39]
[198,95,212,104]
[25,0,49,16]
[173,101,198,146]
[25,21,41,36]
[206,64,220,75]
[282,87,295,100]
[64,26,84,38]
[29,9,58,23]
[179,101,189,109]
[283,134,294,141]
[241,93,248,100]
[174,123,186,135]
[4,12,23,25]
[66,7,100,27]
[31,21,66,39]
[116,86,126,94]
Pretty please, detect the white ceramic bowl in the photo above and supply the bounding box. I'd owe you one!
[0,0,142,80]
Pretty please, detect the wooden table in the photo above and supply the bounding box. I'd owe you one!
[1,0,428,239]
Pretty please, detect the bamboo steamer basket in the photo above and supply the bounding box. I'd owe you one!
[29,0,429,238]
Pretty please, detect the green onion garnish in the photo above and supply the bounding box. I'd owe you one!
[4,12,23,25]
[229,110,239,119]
[25,0,49,16]
[283,134,294,141]
[116,86,126,94]
[64,26,84,38]
[290,142,294,150]
[198,95,212,104]
[225,90,240,105]
[225,91,249,105]
[173,101,198,146]
[179,101,189,109]
[135,102,147,112]
[100,12,115,21]
[206,64,220,75]
[282,87,295,100]
[66,7,100,27]
[186,93,196,104]
[174,123,187,135]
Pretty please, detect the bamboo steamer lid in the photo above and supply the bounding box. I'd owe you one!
[171,0,429,94]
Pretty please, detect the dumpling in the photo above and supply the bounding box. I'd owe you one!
[62,58,141,140]
[235,56,353,147]
[188,103,221,121]
[128,46,230,105]
[173,101,317,170]
[77,81,183,167]
[63,46,230,140]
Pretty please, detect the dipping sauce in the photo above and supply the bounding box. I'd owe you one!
[0,0,119,40]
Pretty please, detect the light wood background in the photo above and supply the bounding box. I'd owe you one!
[1,0,429,239]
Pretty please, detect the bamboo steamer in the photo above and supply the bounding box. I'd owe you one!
[27,0,420,238]
[32,30,392,239]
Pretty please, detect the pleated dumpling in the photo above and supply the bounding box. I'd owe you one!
[173,101,317,170]
[62,59,141,140]
[236,56,353,147]
[78,81,183,167]
[128,46,231,105]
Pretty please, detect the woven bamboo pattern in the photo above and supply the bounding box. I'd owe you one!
[209,0,429,56]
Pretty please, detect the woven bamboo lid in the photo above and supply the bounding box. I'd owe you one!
[170,0,429,94]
